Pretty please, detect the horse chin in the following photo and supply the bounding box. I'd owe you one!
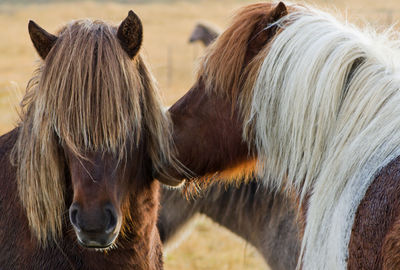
[75,231,119,251]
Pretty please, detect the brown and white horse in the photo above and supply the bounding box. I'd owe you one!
[159,2,400,269]
[0,11,181,269]
[159,23,300,269]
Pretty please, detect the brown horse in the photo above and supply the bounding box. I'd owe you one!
[188,22,220,46]
[159,23,299,269]
[159,2,400,269]
[0,11,181,269]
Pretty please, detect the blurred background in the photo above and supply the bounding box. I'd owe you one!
[0,0,399,269]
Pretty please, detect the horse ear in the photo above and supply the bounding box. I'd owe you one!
[246,2,288,62]
[270,2,288,22]
[28,20,58,60]
[117,10,143,59]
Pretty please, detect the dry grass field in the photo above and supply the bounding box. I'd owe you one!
[1,0,400,269]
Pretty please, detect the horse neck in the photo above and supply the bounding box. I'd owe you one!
[198,182,301,269]
[158,188,200,244]
[158,181,301,270]
[120,180,162,269]
[0,128,27,268]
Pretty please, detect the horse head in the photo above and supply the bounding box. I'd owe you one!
[23,11,180,249]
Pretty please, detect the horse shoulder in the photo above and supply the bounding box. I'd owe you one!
[0,128,30,268]
[348,156,400,269]
[382,215,400,269]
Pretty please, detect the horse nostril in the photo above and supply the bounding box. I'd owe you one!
[69,203,80,231]
[104,205,118,234]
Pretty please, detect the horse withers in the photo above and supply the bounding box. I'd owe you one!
[0,11,181,269]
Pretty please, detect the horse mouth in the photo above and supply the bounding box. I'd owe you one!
[75,232,119,250]
[78,239,113,249]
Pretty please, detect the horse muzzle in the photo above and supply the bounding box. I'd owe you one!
[69,202,121,249]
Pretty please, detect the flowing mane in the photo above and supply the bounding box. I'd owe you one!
[198,3,276,101]
[197,3,400,269]
[12,19,174,245]
[249,7,400,270]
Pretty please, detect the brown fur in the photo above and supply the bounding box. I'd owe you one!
[198,2,287,102]
[382,217,400,270]
[117,10,143,58]
[162,2,400,268]
[167,79,254,183]
[158,181,301,270]
[158,2,288,188]
[156,3,305,269]
[1,12,176,269]
[383,216,400,269]
[348,156,400,269]
[28,21,58,60]
[14,18,174,245]
[157,16,301,270]
[0,130,163,268]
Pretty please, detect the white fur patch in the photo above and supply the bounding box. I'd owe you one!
[245,6,400,269]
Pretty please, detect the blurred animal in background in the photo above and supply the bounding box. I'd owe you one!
[188,22,220,46]
[159,2,400,269]
[0,11,182,269]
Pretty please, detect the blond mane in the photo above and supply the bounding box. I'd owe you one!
[13,19,174,245]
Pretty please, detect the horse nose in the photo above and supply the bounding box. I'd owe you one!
[69,202,119,248]
[69,202,80,231]
[104,203,118,234]
[69,202,118,234]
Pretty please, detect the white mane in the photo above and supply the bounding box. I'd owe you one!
[245,6,400,269]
